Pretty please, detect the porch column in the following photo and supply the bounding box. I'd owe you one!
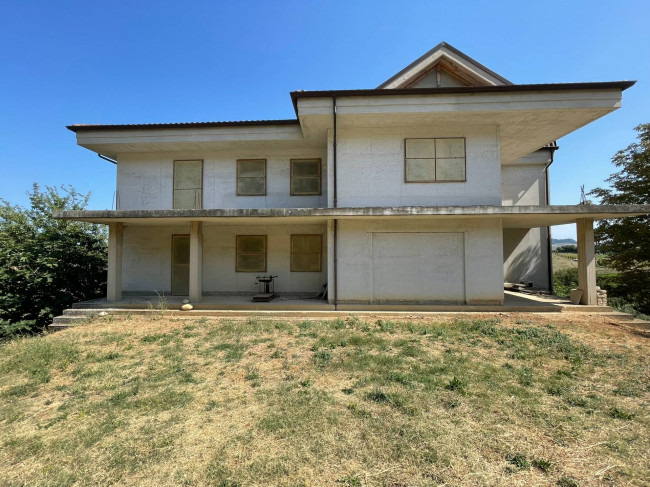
[576,218,597,305]
[107,222,123,302]
[189,221,203,303]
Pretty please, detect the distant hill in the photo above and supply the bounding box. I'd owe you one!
[552,238,577,245]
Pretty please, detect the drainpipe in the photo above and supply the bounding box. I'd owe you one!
[98,153,117,165]
[332,97,339,309]
[544,152,554,294]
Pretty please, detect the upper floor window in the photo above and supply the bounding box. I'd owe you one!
[290,159,321,195]
[237,159,266,196]
[173,160,203,209]
[404,138,466,182]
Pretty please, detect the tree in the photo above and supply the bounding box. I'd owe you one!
[0,184,107,336]
[589,123,650,314]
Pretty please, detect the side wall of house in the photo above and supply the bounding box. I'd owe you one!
[122,224,327,295]
[335,124,501,207]
[335,218,504,304]
[501,149,552,289]
[116,149,327,210]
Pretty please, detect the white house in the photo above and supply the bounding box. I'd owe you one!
[57,42,649,309]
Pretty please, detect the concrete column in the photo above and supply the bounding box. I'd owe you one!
[576,218,597,305]
[326,219,336,305]
[189,221,203,303]
[107,222,123,302]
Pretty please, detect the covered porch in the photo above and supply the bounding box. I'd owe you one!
[54,204,650,309]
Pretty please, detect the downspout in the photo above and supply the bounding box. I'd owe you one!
[544,153,554,294]
[332,96,338,309]
[98,153,117,165]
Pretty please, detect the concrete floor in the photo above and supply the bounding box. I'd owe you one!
[71,291,610,314]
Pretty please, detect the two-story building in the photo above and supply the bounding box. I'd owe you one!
[57,43,650,310]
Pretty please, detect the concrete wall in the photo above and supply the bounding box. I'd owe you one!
[335,218,504,304]
[116,149,327,210]
[335,125,501,207]
[122,223,327,295]
[501,149,551,289]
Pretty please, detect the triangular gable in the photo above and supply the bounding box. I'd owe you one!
[378,42,512,89]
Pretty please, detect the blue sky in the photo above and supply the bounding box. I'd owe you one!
[1,0,648,238]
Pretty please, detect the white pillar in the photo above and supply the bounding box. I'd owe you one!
[327,219,335,305]
[576,218,597,305]
[107,222,123,302]
[189,221,203,303]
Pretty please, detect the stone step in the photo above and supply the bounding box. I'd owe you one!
[49,315,90,331]
[624,319,650,330]
[602,312,637,322]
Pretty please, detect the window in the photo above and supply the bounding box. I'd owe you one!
[173,160,203,209]
[290,159,321,195]
[291,234,322,272]
[236,235,266,272]
[404,138,465,182]
[237,159,266,196]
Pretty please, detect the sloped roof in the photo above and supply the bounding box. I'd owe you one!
[378,41,512,89]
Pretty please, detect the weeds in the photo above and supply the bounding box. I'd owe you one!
[0,314,647,486]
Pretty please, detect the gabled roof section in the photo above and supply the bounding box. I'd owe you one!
[378,42,512,89]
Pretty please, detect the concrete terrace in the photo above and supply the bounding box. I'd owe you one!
[67,291,610,315]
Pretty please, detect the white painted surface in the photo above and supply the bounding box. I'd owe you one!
[501,150,551,289]
[336,219,503,304]
[116,149,327,210]
[371,233,464,302]
[122,223,327,295]
[336,125,501,207]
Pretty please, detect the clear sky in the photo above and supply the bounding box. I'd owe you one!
[1,0,648,239]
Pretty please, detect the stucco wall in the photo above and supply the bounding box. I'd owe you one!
[335,125,501,207]
[122,223,327,295]
[116,149,327,210]
[501,150,551,289]
[335,218,503,304]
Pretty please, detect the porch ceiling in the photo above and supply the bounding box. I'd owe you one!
[54,204,650,228]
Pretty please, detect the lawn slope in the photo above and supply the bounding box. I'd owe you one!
[1,313,648,486]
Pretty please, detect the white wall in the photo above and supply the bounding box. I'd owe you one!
[121,224,327,295]
[116,149,327,210]
[202,224,327,294]
[501,149,552,289]
[335,125,501,207]
[335,218,504,304]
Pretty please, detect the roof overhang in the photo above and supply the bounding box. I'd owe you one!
[292,82,634,164]
[54,204,650,228]
[67,120,314,159]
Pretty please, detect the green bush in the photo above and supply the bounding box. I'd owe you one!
[553,268,579,298]
[0,185,107,338]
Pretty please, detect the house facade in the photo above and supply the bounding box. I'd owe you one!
[57,43,648,309]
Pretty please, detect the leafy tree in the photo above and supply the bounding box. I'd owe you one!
[555,245,578,253]
[589,124,650,314]
[0,184,107,336]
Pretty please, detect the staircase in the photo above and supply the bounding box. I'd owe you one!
[49,308,105,331]
[602,311,650,331]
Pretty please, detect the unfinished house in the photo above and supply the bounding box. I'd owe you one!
[56,42,649,311]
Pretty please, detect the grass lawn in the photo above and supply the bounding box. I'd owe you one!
[1,313,648,486]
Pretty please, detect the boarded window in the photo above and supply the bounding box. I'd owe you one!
[237,159,266,196]
[405,138,465,182]
[290,159,321,195]
[173,160,203,209]
[291,234,322,272]
[236,235,266,272]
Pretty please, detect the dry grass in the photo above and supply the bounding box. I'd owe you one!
[0,312,648,486]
